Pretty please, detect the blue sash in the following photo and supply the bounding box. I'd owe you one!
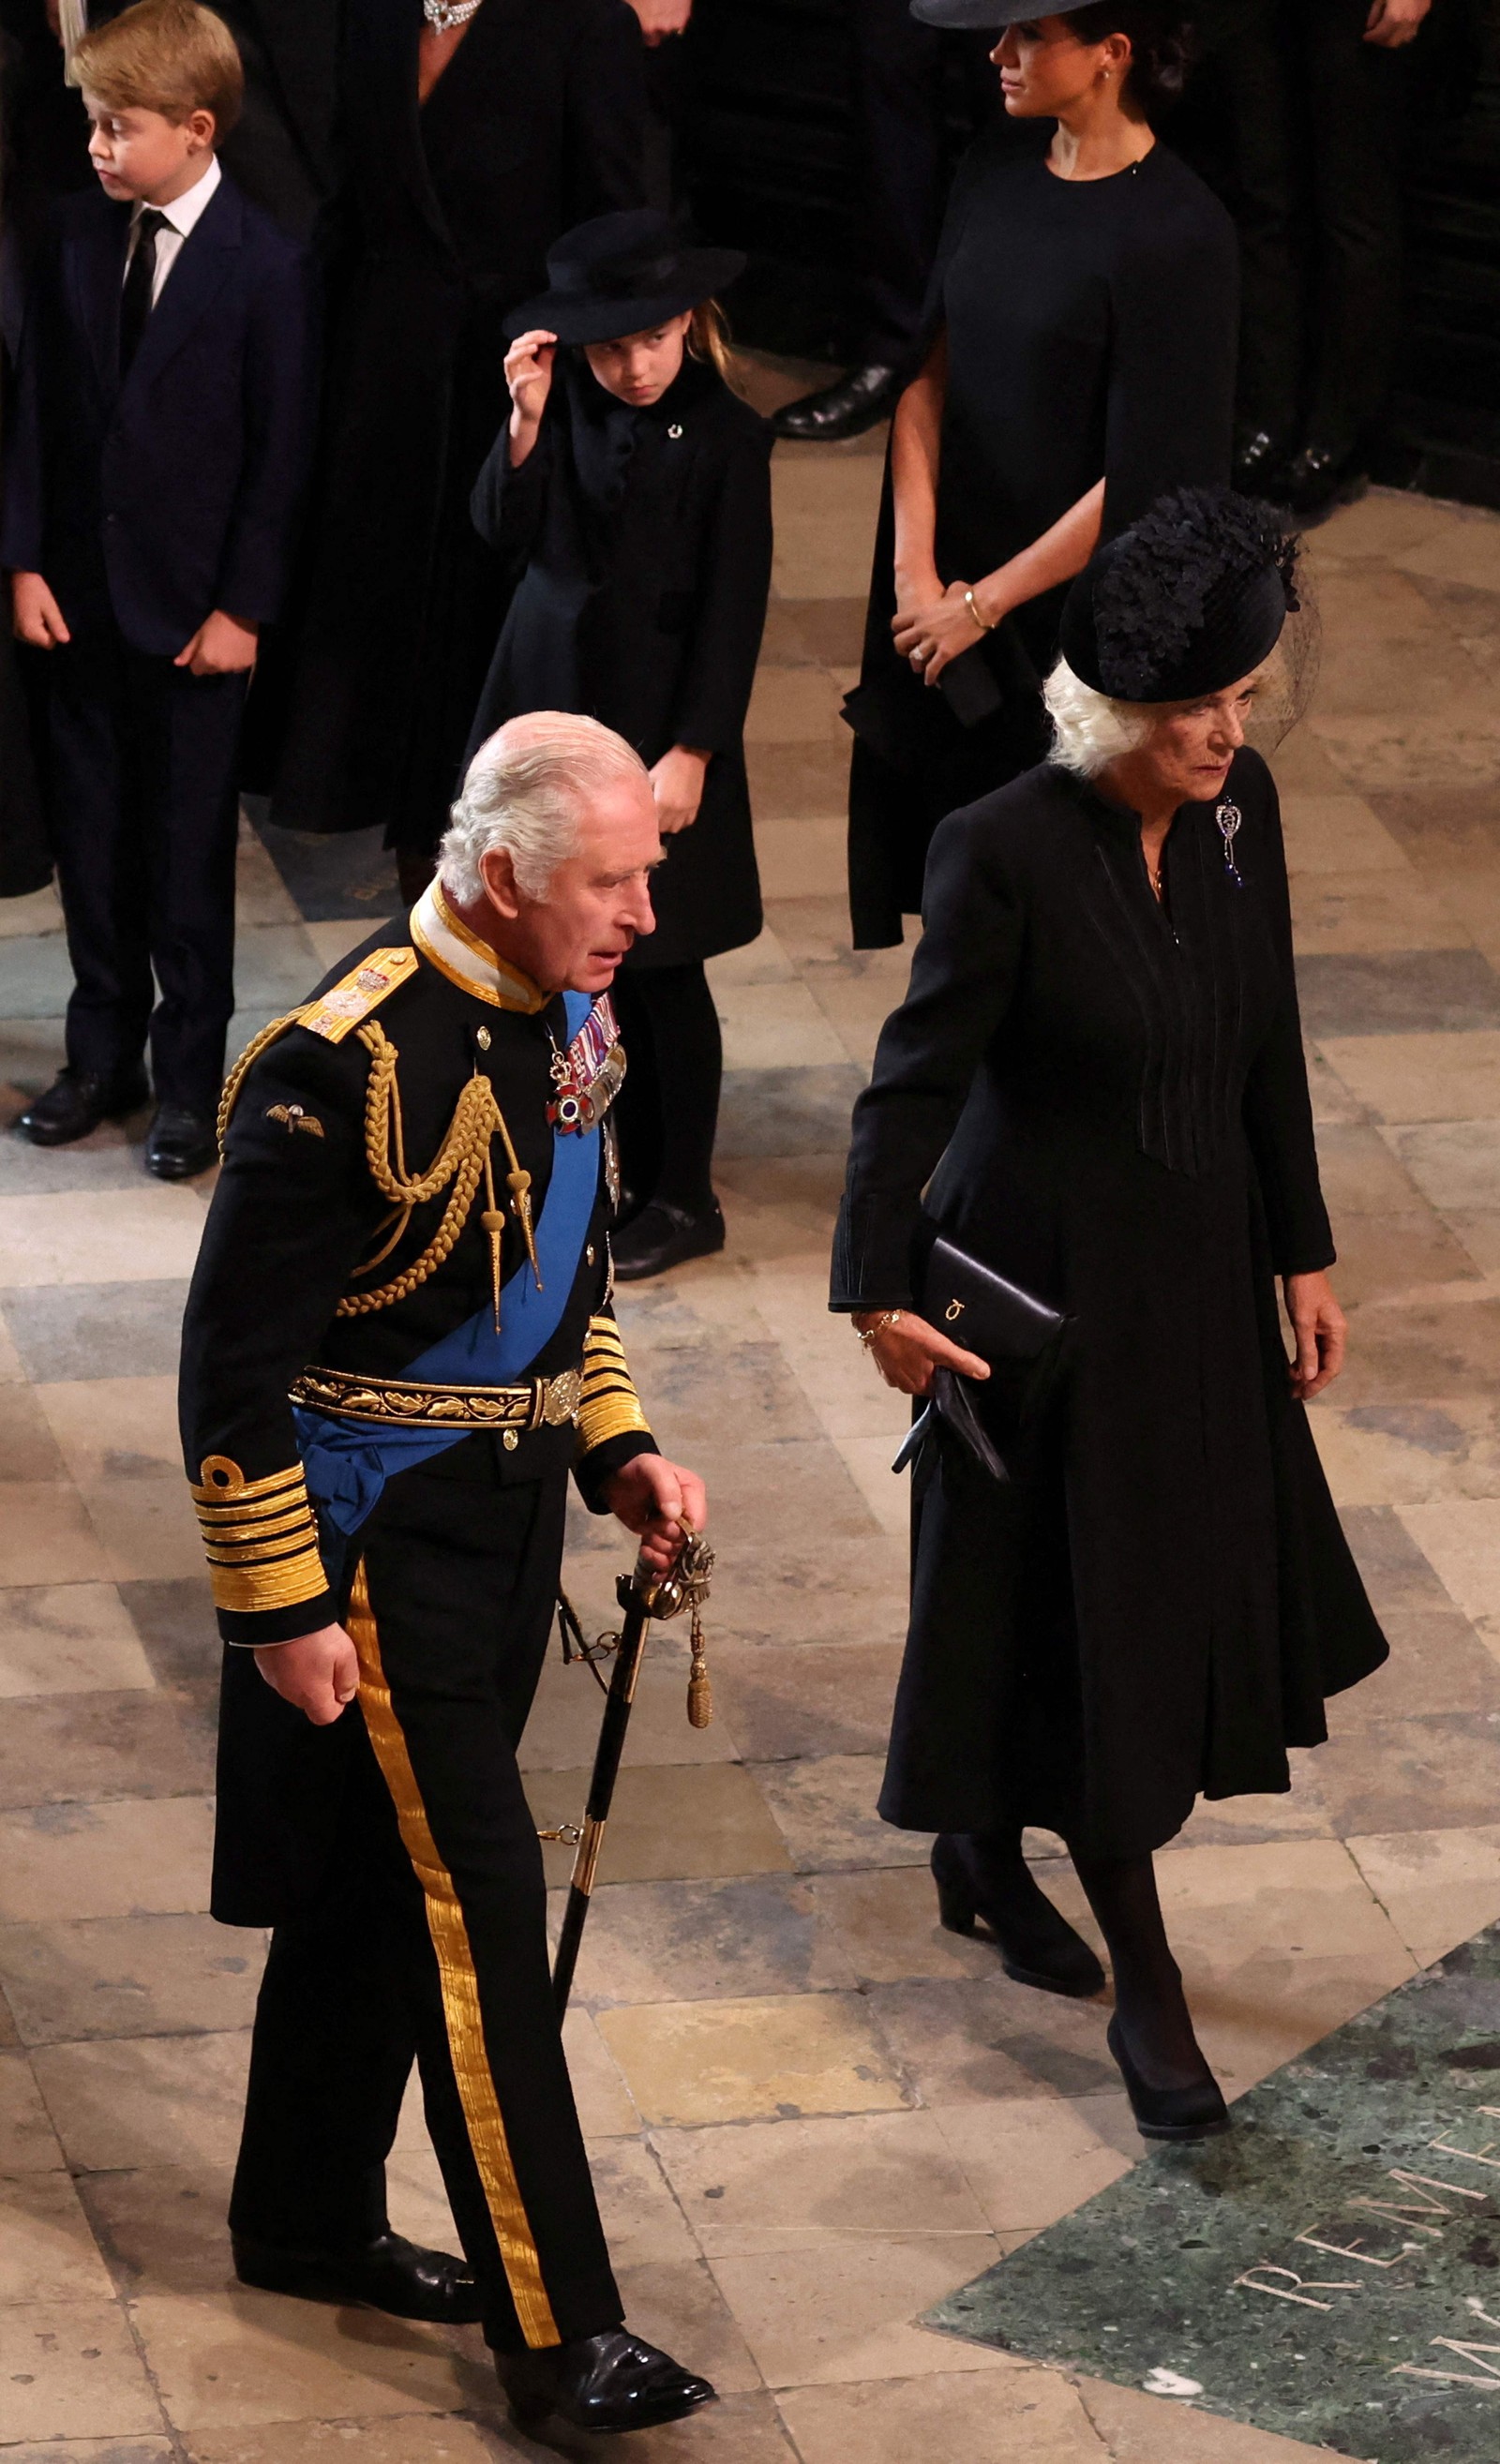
[296,991,599,1537]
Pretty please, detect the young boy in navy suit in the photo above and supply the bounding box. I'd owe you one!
[3,0,314,1178]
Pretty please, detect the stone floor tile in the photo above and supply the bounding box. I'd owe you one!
[1319,487,1462,564]
[746,1263,909,1444]
[233,816,304,929]
[1312,1396,1500,1507]
[1393,509,1500,592]
[1312,1707,1500,1833]
[0,1382,69,1478]
[1279,793,1411,876]
[809,1864,1005,1986]
[1173,1765,1334,1848]
[710,1644,905,1759]
[744,666,849,745]
[1314,1120,1431,1215]
[519,1659,738,1774]
[1388,1116,1500,1213]
[759,597,867,669]
[777,2361,1111,2461]
[1321,1026,1500,1120]
[0,1281,192,1382]
[1368,782,1500,863]
[527,1765,790,1891]
[81,1478,202,1583]
[751,1756,928,1874]
[0,1688,215,1810]
[1397,1497,1500,1626]
[1328,1298,1500,1408]
[612,2257,762,2396]
[301,918,374,974]
[77,2165,236,2295]
[0,1913,261,2045]
[751,817,847,902]
[596,1992,908,2128]
[128,2288,486,2429]
[1312,1605,1500,1726]
[706,1537,909,1651]
[0,932,84,1022]
[0,1190,205,1288]
[622,1339,825,1448]
[580,2137,700,2269]
[716,982,850,1072]
[560,2009,640,2138]
[706,2236,1015,2388]
[245,807,398,925]
[0,1128,158,1202]
[706,928,799,989]
[1313,628,1477,723]
[830,1437,908,1535]
[746,741,848,824]
[116,1579,218,1689]
[188,2395,800,2463]
[930,2097,1135,2235]
[1299,947,1500,1036]
[1339,1501,1460,1610]
[869,1974,1120,2108]
[0,1484,110,1588]
[0,1798,216,1923]
[563,1875,855,2009]
[0,1584,155,1696]
[770,496,884,605]
[1313,560,1450,639]
[0,883,64,940]
[1076,2376,1348,2462]
[0,2442,175,2464]
[0,2048,66,2169]
[713,1156,853,1260]
[0,2170,118,2301]
[1325,1209,1484,1307]
[1310,690,1500,793]
[1345,1823,1500,1968]
[1148,1836,1417,2098]
[0,2302,164,2442]
[1291,871,1467,956]
[1446,1205,1500,1273]
[715,1063,865,1159]
[652,2109,988,2253]
[665,1440,882,1557]
[33,1378,181,1485]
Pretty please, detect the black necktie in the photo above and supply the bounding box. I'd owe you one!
[119,207,169,375]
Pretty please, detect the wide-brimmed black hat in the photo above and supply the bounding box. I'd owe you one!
[1058,488,1299,703]
[502,210,745,348]
[910,0,1094,26]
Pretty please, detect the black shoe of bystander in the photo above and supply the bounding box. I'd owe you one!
[1282,441,1370,525]
[232,2229,483,2324]
[145,1104,218,1180]
[17,1065,150,1147]
[610,1198,726,1282]
[770,364,900,442]
[498,2328,716,2435]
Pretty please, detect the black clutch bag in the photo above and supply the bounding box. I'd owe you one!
[892,1233,1069,1486]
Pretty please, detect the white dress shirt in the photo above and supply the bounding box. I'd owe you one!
[125,156,222,306]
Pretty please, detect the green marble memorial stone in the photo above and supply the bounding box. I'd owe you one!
[924,1924,1500,2459]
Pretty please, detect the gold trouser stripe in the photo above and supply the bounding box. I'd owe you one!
[345,1562,561,2350]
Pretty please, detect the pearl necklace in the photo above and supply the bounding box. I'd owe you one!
[423,0,484,31]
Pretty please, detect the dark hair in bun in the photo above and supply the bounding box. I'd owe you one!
[1065,3,1194,120]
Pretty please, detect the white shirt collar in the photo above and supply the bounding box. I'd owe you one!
[411,882,548,1014]
[132,153,221,240]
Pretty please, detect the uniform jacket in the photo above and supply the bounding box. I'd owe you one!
[468,352,772,970]
[0,172,316,653]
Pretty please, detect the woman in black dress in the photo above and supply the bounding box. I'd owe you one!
[845,1,1238,948]
[832,490,1388,2140]
[468,212,773,1280]
[260,0,646,884]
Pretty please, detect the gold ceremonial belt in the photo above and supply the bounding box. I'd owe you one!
[288,1364,585,1432]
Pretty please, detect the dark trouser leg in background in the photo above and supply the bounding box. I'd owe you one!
[131,651,248,1116]
[1218,0,1303,449]
[46,622,157,1090]
[612,962,723,1217]
[1304,0,1405,459]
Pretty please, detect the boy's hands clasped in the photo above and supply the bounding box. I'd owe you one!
[12,572,257,675]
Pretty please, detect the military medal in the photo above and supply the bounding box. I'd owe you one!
[548,995,625,1135]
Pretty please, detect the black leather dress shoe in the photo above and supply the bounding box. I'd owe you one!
[17,1065,150,1147]
[1231,426,1292,497]
[1282,441,1369,525]
[498,2328,716,2435]
[932,1834,1106,2000]
[144,1104,218,1180]
[770,363,899,442]
[610,1198,726,1282]
[1106,2015,1230,2144]
[232,2229,483,2324]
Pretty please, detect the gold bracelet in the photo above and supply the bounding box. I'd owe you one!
[964,587,997,634]
[855,1310,903,1348]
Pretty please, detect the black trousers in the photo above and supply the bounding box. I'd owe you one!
[44,615,246,1113]
[611,961,722,1217]
[230,1460,621,2353]
[1220,0,1405,454]
[848,0,996,363]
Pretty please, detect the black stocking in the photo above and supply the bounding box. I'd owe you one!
[1067,1849,1213,2093]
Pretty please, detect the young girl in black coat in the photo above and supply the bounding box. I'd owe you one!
[468,209,774,1280]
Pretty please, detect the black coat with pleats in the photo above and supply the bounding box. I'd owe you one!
[831,749,1388,1858]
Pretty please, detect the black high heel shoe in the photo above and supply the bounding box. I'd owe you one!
[931,1833,1106,2000]
[1106,2014,1230,2143]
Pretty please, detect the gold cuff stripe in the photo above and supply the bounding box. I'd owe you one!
[190,1458,307,1506]
[578,1393,652,1450]
[205,1548,329,1616]
[346,1563,560,2350]
[202,1528,320,1567]
[193,1484,306,1524]
[196,1504,317,1546]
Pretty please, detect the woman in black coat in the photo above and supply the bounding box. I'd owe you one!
[468,211,773,1280]
[832,490,1388,2141]
[845,0,1238,948]
[260,0,646,878]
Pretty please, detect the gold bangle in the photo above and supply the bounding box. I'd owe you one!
[856,1310,903,1349]
[964,586,997,634]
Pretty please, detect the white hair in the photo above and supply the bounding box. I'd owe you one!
[1042,656,1152,780]
[438,712,649,904]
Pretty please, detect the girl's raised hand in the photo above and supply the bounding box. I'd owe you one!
[504,329,557,430]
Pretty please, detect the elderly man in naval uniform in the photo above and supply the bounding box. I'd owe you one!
[178,711,715,2438]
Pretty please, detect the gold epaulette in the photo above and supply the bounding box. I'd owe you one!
[189,1455,328,1618]
[215,948,420,1153]
[577,1314,651,1455]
